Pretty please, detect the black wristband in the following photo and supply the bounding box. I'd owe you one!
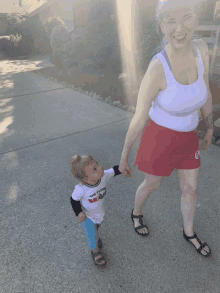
[70,197,83,216]
[113,165,121,176]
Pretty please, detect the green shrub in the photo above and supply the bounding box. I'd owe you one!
[50,25,71,53]
[0,35,28,57]
[62,57,74,69]
[6,13,50,56]
[67,66,79,77]
[17,18,50,53]
[78,59,95,74]
[6,13,26,33]
[9,33,22,47]
[44,16,67,36]
[49,54,63,67]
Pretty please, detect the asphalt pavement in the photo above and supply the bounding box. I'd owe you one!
[0,56,220,293]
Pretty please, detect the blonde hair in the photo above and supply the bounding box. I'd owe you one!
[155,0,200,23]
[154,0,201,53]
[71,155,96,183]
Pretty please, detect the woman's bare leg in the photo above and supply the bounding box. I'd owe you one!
[177,168,210,255]
[133,173,162,234]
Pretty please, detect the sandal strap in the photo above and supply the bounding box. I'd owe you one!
[132,211,144,226]
[184,232,197,240]
[91,251,102,258]
[132,214,143,219]
[184,232,203,246]
[135,225,148,231]
[94,256,105,263]
[183,231,203,243]
[91,251,106,265]
[194,235,202,246]
[197,242,209,254]
[183,230,211,256]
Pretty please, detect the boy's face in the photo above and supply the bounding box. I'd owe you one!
[84,161,104,183]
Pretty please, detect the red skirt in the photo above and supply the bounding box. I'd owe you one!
[134,118,201,176]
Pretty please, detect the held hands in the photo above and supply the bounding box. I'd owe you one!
[119,158,133,177]
[200,129,213,151]
[78,212,87,223]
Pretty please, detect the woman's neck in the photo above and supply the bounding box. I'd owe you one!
[166,42,192,58]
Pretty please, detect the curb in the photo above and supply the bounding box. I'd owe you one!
[35,71,136,114]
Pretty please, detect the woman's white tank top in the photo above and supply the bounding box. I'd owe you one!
[148,42,208,132]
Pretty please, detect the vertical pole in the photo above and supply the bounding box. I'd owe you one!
[116,0,139,105]
[72,4,77,29]
[130,0,140,105]
[210,28,220,76]
[19,0,22,6]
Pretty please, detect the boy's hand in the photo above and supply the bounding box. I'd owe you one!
[119,158,133,177]
[78,212,87,223]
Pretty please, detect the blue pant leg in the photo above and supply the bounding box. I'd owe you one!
[81,218,99,250]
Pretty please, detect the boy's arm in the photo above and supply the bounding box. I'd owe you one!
[113,165,121,176]
[70,197,83,216]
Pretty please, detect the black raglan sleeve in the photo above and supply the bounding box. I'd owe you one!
[113,165,121,176]
[70,197,83,216]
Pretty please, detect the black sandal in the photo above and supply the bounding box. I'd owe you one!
[131,209,149,237]
[91,250,106,268]
[183,229,211,258]
[97,237,103,249]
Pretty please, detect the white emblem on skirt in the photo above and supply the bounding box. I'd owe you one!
[195,150,200,159]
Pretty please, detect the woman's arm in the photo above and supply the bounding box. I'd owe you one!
[199,39,213,130]
[119,58,163,173]
[198,39,214,150]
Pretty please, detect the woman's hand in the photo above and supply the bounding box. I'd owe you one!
[119,157,133,177]
[200,129,213,151]
[78,212,87,223]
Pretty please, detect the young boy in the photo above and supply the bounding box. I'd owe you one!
[70,155,123,268]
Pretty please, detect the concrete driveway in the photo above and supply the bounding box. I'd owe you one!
[0,56,220,293]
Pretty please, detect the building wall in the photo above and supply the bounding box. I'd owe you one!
[0,17,9,35]
[137,0,157,21]
[73,0,114,26]
[56,0,74,22]
[204,0,218,20]
[75,2,89,26]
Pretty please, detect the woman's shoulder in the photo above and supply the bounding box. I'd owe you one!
[192,38,207,46]
[139,55,166,97]
[192,38,209,67]
[147,54,165,77]
[192,39,209,81]
[192,38,209,55]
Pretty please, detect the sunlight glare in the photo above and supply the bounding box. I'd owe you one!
[116,0,139,104]
[0,60,52,75]
[5,183,19,205]
[0,105,14,114]
[0,116,14,135]
[0,79,14,91]
[5,152,19,171]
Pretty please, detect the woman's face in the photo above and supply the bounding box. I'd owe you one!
[160,4,199,50]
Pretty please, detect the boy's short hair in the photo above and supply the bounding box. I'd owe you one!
[71,155,96,183]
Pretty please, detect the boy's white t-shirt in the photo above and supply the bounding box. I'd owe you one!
[71,168,115,224]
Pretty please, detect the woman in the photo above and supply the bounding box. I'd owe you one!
[119,0,213,257]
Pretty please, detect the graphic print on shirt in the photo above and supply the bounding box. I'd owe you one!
[195,150,200,159]
[88,187,107,203]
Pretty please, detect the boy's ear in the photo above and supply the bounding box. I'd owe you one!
[81,175,88,183]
